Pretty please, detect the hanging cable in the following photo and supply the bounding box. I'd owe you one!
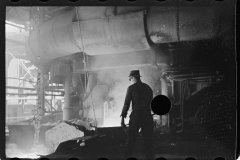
[75,7,88,93]
[33,7,43,147]
[75,7,97,127]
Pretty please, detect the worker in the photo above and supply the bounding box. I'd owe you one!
[120,70,154,159]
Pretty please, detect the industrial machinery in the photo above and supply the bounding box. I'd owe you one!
[5,2,236,158]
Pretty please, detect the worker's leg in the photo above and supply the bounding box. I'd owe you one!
[124,113,141,158]
[141,114,154,159]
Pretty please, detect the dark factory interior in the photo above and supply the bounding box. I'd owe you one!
[4,1,236,160]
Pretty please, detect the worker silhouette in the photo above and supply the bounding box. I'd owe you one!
[120,70,154,159]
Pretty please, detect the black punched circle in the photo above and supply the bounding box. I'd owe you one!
[151,95,171,115]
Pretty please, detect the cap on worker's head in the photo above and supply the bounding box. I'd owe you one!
[128,70,142,77]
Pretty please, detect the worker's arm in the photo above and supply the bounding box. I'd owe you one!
[120,87,132,118]
[121,116,126,128]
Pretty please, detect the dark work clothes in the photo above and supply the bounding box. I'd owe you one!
[120,81,153,118]
[121,81,154,159]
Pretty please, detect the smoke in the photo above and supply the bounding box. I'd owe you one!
[6,143,52,158]
[91,51,162,127]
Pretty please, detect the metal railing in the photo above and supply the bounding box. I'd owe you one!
[6,115,34,123]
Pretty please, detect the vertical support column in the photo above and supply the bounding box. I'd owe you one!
[65,74,71,109]
[169,80,183,133]
[161,78,173,131]
[38,7,45,117]
[62,65,80,120]
[40,68,48,116]
[40,74,45,116]
[160,79,169,128]
[169,80,174,130]
[63,72,71,120]
[72,73,84,119]
[167,83,172,130]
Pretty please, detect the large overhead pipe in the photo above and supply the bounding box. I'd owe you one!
[146,7,218,45]
[26,6,221,65]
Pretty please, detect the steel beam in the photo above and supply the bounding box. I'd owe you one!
[6,77,37,83]
[6,97,64,100]
[6,86,64,93]
[6,50,35,81]
[6,93,63,96]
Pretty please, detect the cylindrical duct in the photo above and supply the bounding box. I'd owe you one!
[27,7,220,65]
[28,10,79,65]
[147,7,218,43]
[71,11,148,56]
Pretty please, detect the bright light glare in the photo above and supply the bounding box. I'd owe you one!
[6,143,52,159]
[5,20,25,28]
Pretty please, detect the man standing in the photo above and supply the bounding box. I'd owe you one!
[120,70,154,159]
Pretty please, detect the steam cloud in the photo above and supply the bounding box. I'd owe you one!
[90,51,162,127]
